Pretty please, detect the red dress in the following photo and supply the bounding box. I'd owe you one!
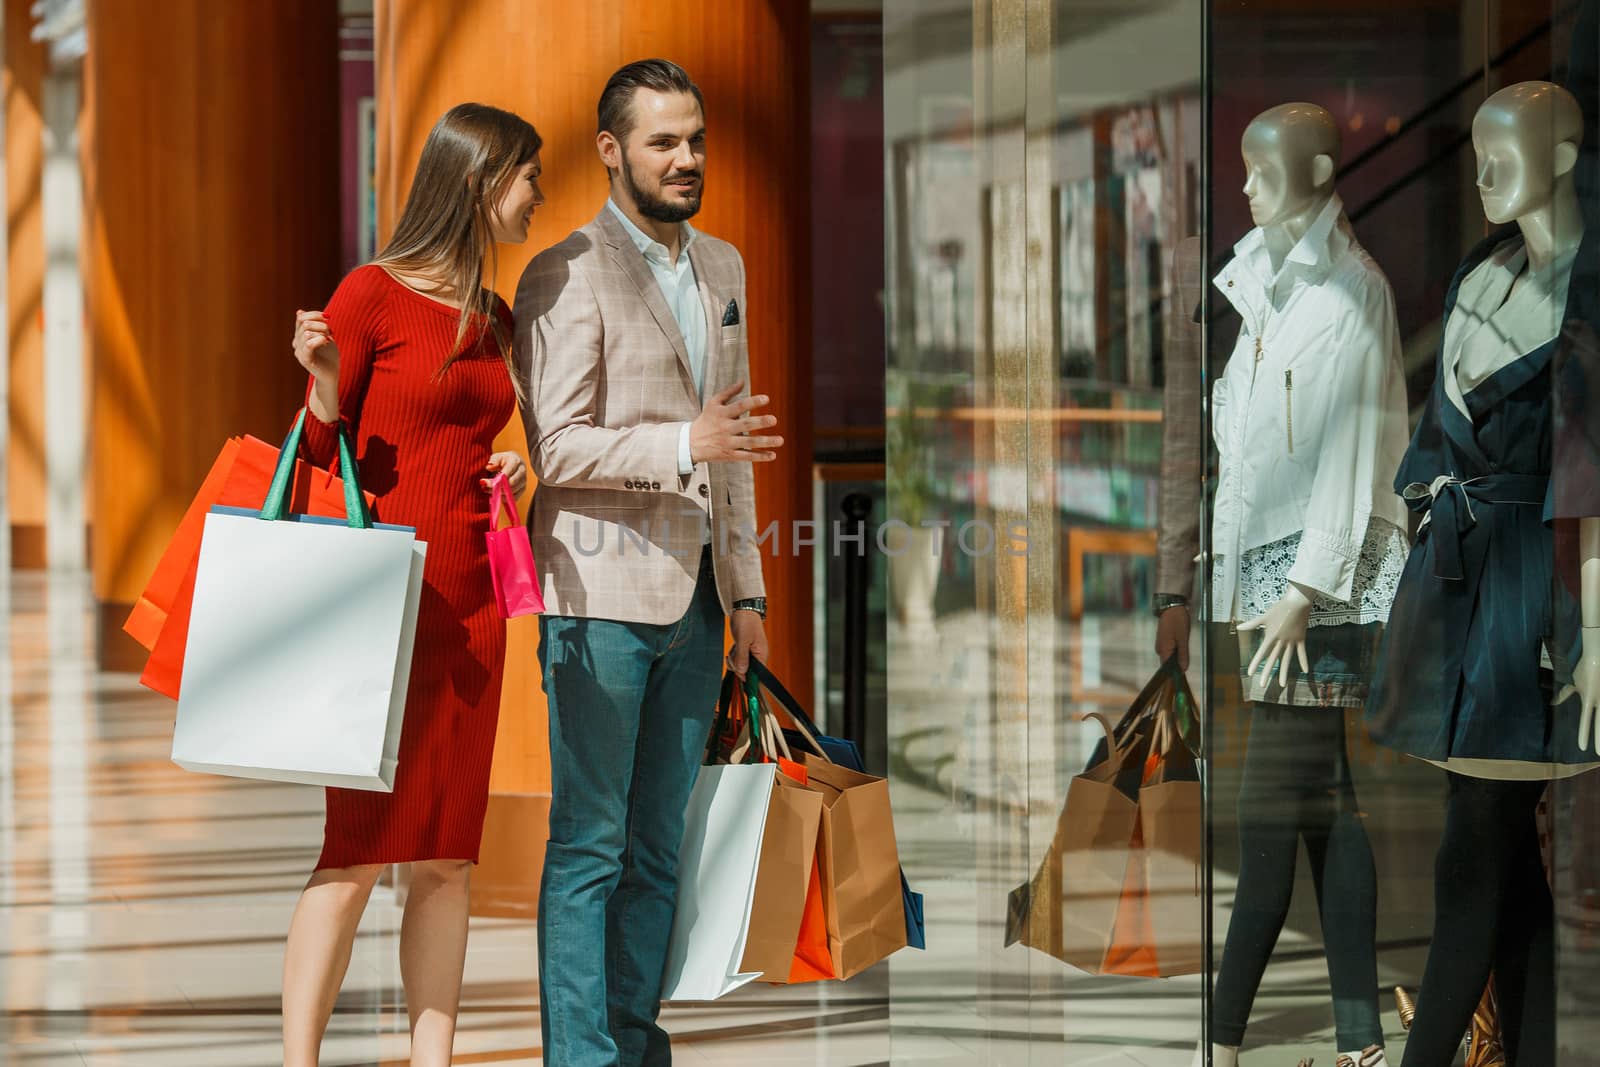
[302,264,516,869]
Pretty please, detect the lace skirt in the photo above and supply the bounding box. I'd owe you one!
[1215,518,1408,708]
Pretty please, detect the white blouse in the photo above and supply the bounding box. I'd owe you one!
[1218,518,1410,628]
[1210,194,1412,623]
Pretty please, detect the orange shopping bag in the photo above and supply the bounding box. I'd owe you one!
[786,833,836,983]
[134,430,375,699]
[123,439,243,651]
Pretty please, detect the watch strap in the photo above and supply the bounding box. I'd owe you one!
[1152,593,1189,617]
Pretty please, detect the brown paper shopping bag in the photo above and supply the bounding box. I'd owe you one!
[1006,660,1202,977]
[739,767,825,981]
[1126,737,1203,976]
[801,754,908,979]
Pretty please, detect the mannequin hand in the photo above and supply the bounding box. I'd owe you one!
[1238,584,1313,689]
[1576,627,1600,754]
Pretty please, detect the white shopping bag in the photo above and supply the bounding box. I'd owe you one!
[171,410,426,791]
[172,506,425,790]
[661,763,777,1001]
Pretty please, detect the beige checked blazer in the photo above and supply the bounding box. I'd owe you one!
[1156,234,1205,598]
[512,207,767,625]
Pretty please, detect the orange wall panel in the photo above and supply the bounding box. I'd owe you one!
[85,1,342,657]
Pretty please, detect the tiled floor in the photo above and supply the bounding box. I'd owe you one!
[0,571,1490,1064]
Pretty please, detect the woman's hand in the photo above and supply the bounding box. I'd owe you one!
[1238,584,1314,689]
[483,452,528,497]
[294,310,339,423]
[294,310,339,382]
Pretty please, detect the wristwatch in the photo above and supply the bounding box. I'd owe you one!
[1151,593,1189,617]
[733,597,767,619]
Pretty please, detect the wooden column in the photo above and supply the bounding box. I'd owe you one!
[5,0,46,568]
[85,2,342,668]
[376,0,814,915]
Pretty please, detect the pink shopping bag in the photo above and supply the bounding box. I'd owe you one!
[487,472,544,618]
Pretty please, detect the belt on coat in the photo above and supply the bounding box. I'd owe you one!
[1403,472,1547,581]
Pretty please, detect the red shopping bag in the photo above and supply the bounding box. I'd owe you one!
[135,432,374,699]
[486,472,544,618]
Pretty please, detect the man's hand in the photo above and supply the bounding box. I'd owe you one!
[727,609,769,681]
[691,381,783,464]
[1155,604,1191,670]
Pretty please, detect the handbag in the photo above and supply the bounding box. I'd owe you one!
[485,472,544,618]
[1005,660,1203,977]
[703,671,837,985]
[171,409,426,791]
[130,430,376,698]
[743,658,927,951]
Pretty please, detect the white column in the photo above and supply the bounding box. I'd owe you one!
[41,65,85,573]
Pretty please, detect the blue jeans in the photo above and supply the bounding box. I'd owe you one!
[537,549,725,1067]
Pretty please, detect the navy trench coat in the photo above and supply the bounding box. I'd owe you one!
[1367,228,1600,766]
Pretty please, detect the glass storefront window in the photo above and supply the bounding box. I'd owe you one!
[885,2,1600,1063]
[885,0,1204,1060]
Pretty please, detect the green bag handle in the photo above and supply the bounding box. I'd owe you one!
[703,669,776,766]
[743,671,766,764]
[258,408,371,528]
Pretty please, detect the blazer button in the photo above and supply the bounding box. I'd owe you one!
[698,483,709,498]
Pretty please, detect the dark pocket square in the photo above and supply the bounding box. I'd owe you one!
[721,298,740,327]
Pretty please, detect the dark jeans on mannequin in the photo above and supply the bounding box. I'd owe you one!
[1399,774,1552,1067]
[1211,702,1384,1052]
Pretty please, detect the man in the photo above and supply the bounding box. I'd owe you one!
[513,58,781,1067]
[1154,234,1204,669]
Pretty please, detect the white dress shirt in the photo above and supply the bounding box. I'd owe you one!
[604,198,707,477]
[1209,193,1411,622]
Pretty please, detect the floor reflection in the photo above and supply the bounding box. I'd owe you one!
[0,572,891,1065]
[887,608,1436,1066]
[6,573,1591,1064]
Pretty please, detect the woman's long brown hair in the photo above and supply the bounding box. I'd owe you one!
[372,103,541,400]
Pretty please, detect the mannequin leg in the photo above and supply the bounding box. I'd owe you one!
[1302,716,1383,1052]
[1212,704,1331,1047]
[1399,775,1545,1067]
[1489,797,1553,1066]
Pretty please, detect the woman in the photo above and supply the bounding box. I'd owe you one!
[284,102,543,1067]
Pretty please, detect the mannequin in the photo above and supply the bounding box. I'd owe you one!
[1365,82,1600,1067]
[1199,102,1411,1067]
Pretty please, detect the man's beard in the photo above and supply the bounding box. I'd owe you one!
[621,153,702,223]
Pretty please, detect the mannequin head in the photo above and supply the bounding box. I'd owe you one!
[1472,81,1583,225]
[1241,103,1341,228]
